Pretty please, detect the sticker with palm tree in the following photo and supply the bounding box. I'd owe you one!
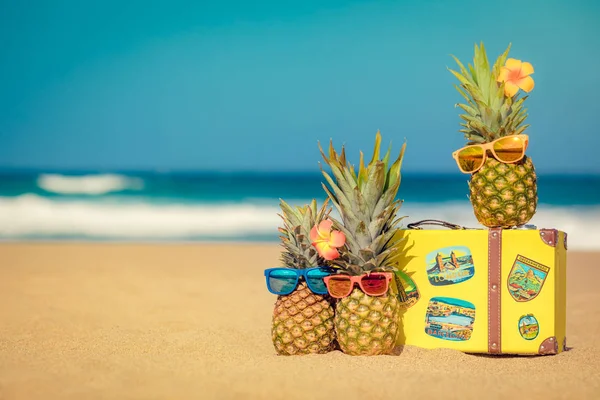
[507,255,549,302]
[394,270,420,308]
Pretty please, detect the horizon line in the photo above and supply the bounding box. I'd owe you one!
[0,167,599,177]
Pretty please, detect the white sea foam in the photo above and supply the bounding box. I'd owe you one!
[37,174,144,195]
[0,195,599,250]
[0,194,279,238]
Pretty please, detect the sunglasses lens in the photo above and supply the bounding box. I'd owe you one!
[268,269,298,294]
[493,136,526,162]
[305,268,329,294]
[360,274,389,296]
[457,146,485,172]
[326,276,353,298]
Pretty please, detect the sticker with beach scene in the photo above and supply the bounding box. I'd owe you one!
[425,246,475,286]
[507,255,550,302]
[394,270,420,308]
[424,297,475,341]
[518,314,540,340]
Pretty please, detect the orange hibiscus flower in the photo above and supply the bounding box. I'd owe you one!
[310,220,346,261]
[497,58,535,97]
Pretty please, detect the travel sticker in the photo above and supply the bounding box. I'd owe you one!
[424,297,475,342]
[518,314,540,340]
[507,255,549,302]
[394,270,420,308]
[426,246,475,286]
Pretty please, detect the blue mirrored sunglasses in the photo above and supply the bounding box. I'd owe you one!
[264,267,333,295]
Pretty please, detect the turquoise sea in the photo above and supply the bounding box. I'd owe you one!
[0,170,599,249]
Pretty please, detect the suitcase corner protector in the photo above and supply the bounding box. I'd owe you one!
[538,336,559,355]
[539,229,558,247]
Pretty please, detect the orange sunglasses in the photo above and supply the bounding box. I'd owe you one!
[323,272,392,298]
[452,134,529,174]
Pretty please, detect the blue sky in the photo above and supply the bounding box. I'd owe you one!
[1,0,599,173]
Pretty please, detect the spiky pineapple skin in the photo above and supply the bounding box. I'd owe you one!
[334,288,400,356]
[272,282,336,355]
[469,155,537,228]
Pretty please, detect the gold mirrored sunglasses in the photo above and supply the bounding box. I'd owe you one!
[452,134,529,174]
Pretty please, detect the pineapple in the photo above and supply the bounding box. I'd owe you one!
[271,198,337,355]
[319,131,406,356]
[449,43,537,228]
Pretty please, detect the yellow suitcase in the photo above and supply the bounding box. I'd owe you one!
[393,220,568,355]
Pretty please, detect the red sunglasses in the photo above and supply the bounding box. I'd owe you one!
[323,272,393,298]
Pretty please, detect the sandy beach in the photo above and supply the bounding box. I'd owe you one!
[0,243,599,400]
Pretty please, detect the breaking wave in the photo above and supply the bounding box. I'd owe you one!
[0,194,598,249]
[0,194,279,239]
[37,174,144,195]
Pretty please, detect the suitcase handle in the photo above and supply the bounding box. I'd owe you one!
[406,219,467,230]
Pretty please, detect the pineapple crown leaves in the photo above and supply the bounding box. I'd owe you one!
[277,198,331,270]
[448,42,530,144]
[317,130,407,275]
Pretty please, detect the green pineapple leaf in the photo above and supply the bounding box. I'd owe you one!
[362,161,385,217]
[454,85,476,108]
[513,124,529,136]
[450,54,471,78]
[457,103,479,117]
[319,177,358,232]
[448,68,474,90]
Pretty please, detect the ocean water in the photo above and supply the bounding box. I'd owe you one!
[0,171,599,250]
